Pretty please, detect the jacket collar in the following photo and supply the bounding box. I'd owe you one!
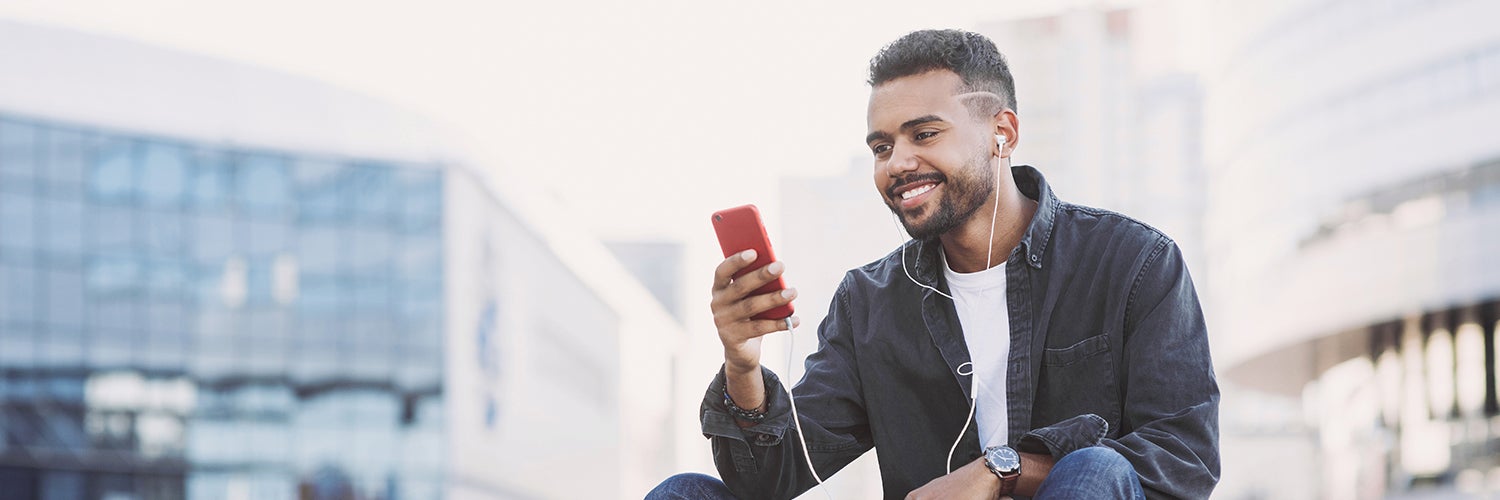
[902,165,1059,289]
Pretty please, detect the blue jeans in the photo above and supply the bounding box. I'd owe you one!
[645,447,1145,499]
[644,472,738,500]
[1034,446,1146,499]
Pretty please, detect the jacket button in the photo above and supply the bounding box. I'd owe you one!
[1029,254,1040,263]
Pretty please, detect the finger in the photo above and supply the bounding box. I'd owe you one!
[723,316,802,341]
[713,287,796,328]
[725,260,785,299]
[734,288,797,322]
[712,249,758,291]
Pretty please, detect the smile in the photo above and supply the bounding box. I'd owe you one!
[901,184,936,200]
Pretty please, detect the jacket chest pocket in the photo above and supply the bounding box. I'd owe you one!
[1037,333,1120,432]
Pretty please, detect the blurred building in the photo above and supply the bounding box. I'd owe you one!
[978,5,1207,274]
[0,20,681,500]
[603,240,685,323]
[1201,0,1500,498]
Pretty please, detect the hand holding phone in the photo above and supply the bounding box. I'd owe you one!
[711,204,795,321]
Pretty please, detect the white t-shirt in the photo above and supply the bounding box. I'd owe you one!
[942,251,1010,449]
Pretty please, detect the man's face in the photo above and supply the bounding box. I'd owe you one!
[866,70,996,240]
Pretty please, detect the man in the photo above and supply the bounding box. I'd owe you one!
[648,29,1218,499]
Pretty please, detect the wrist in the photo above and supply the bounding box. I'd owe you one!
[724,359,760,378]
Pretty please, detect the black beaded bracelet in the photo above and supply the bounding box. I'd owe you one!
[723,388,768,423]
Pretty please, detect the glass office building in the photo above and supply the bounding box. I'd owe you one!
[0,19,684,499]
[0,114,446,499]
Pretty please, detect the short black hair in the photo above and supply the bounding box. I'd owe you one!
[868,29,1018,113]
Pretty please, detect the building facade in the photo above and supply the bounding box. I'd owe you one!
[0,20,681,500]
[1202,0,1500,497]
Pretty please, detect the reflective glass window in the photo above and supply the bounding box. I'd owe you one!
[297,226,341,275]
[146,259,190,299]
[40,197,84,257]
[90,138,134,202]
[140,142,188,207]
[0,119,38,189]
[246,256,275,305]
[348,227,391,274]
[90,206,136,251]
[350,276,390,312]
[349,164,394,222]
[190,151,231,209]
[88,254,141,295]
[295,160,347,223]
[298,274,342,315]
[188,213,233,265]
[243,219,289,257]
[397,236,440,280]
[44,265,85,329]
[0,195,36,250]
[397,169,441,233]
[43,128,87,196]
[0,329,34,369]
[143,209,185,256]
[238,155,291,216]
[0,262,38,325]
[91,295,143,334]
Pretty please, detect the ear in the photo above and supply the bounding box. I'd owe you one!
[993,109,1019,158]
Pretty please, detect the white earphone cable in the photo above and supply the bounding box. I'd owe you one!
[892,135,1008,474]
[783,317,834,499]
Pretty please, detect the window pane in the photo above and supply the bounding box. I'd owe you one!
[45,265,85,329]
[397,168,441,233]
[44,128,87,196]
[295,160,347,223]
[90,206,136,251]
[146,259,190,299]
[190,151,230,209]
[40,197,84,256]
[141,142,188,207]
[0,120,39,189]
[0,195,37,250]
[238,155,291,216]
[297,226,340,275]
[350,164,393,223]
[90,138,134,202]
[0,262,38,324]
[143,209,185,256]
[88,253,141,294]
[189,213,233,265]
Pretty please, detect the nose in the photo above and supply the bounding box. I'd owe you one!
[884,144,919,177]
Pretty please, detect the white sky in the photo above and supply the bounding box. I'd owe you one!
[0,0,1152,243]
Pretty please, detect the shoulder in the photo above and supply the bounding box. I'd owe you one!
[1052,201,1175,257]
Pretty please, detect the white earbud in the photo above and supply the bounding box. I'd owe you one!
[995,134,1007,154]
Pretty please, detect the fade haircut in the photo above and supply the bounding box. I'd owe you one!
[868,29,1018,114]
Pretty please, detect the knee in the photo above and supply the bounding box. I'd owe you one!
[645,473,732,500]
[1057,446,1133,476]
[1036,447,1141,499]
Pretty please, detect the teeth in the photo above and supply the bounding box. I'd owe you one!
[901,184,936,200]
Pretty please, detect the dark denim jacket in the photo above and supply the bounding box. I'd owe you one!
[700,166,1220,499]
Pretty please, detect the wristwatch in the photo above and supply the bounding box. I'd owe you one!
[983,445,1021,496]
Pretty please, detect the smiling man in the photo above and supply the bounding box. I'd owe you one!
[648,29,1219,500]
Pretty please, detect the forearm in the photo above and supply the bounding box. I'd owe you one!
[1014,451,1056,497]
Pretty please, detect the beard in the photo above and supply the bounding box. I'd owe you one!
[885,148,996,241]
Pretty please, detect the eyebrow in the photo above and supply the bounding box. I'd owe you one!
[865,115,947,145]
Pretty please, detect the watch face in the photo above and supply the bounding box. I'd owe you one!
[987,446,1021,472]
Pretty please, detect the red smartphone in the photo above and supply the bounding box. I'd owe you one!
[712,204,795,321]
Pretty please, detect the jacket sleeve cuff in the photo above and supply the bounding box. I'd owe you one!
[1017,413,1110,459]
[700,365,793,447]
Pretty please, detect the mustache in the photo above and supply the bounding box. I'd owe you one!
[886,172,946,199]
